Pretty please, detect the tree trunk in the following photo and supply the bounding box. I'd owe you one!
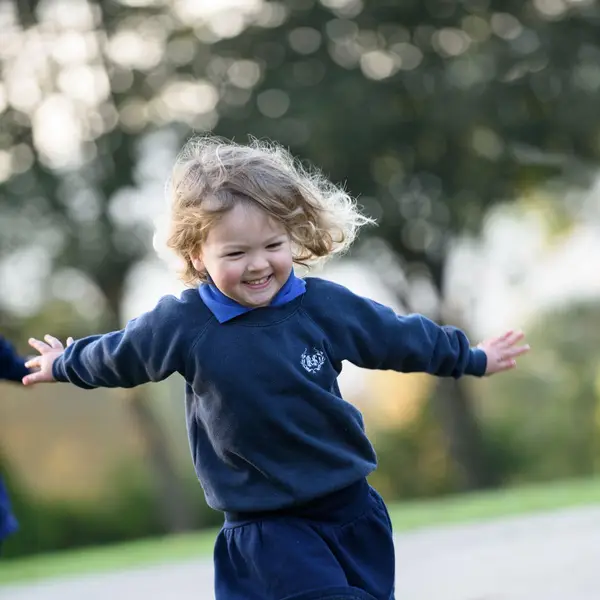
[103,286,194,533]
[403,255,495,491]
[125,387,195,533]
[431,378,497,490]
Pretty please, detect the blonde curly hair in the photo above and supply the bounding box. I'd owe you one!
[154,135,375,286]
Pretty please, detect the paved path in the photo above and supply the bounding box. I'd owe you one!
[1,506,599,599]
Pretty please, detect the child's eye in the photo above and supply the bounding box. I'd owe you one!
[225,251,244,258]
[267,242,283,250]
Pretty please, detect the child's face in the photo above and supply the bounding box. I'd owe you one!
[193,202,293,307]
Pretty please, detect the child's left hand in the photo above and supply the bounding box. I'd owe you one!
[23,335,74,386]
[477,330,530,376]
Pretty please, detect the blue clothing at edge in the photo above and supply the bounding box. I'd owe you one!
[0,336,25,543]
[0,336,28,383]
[0,478,18,543]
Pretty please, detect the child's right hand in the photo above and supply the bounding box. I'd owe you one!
[23,335,74,386]
[477,330,530,376]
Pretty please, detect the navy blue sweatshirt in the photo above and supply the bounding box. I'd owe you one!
[52,277,487,512]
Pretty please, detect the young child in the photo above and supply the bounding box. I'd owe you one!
[0,335,28,554]
[23,137,529,600]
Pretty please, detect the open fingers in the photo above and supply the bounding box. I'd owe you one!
[29,335,65,354]
[22,370,48,386]
[28,338,51,354]
[496,343,529,365]
[44,335,64,350]
[498,329,514,341]
[502,330,525,347]
[24,356,41,370]
[494,344,530,372]
[506,344,530,359]
[496,359,517,373]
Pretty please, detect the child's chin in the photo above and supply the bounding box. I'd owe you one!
[250,296,275,308]
[244,289,278,307]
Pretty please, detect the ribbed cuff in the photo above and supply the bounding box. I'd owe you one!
[465,348,487,377]
[51,354,68,382]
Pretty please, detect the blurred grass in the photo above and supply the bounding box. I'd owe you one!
[0,530,219,585]
[1,476,599,586]
[387,475,600,528]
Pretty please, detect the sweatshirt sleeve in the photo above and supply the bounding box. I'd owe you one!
[315,282,487,378]
[0,337,29,383]
[51,296,189,389]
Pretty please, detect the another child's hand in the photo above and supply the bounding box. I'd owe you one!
[23,335,74,386]
[477,330,530,376]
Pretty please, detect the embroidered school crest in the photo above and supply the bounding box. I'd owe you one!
[301,348,326,373]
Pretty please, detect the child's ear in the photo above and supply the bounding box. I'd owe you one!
[190,254,204,273]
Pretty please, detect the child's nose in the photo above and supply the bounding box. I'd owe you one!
[248,254,269,271]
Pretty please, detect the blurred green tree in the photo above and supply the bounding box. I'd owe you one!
[484,300,600,481]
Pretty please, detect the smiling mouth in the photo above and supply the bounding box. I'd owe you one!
[243,275,272,289]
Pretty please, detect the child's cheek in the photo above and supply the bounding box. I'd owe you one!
[221,264,244,289]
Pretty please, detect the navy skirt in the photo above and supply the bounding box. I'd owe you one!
[214,479,395,600]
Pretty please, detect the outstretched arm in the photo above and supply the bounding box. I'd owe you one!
[323,286,529,377]
[23,297,188,388]
[369,312,529,377]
